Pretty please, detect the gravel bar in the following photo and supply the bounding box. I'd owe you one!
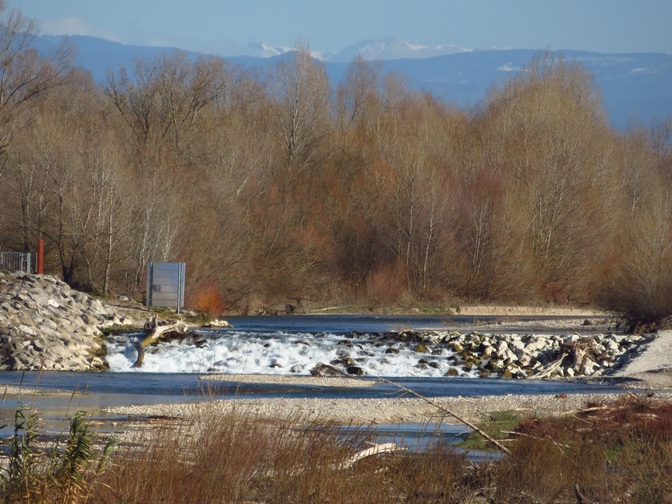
[104,389,672,426]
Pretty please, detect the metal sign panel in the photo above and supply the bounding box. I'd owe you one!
[146,262,186,312]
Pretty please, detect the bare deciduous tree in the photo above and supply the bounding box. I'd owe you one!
[0,1,71,180]
[266,44,331,172]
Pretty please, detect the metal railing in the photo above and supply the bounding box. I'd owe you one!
[0,252,36,273]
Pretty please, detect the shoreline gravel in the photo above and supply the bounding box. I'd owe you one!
[104,389,672,426]
[199,374,379,388]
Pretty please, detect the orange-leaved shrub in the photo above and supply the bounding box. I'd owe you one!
[193,286,226,318]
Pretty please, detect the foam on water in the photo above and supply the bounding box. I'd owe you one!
[105,329,473,377]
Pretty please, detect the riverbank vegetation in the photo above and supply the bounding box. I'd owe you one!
[0,6,670,328]
[0,406,115,503]
[2,395,671,503]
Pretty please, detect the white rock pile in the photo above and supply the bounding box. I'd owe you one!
[0,272,136,371]
[414,330,654,379]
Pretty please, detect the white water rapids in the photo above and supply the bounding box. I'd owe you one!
[105,329,476,377]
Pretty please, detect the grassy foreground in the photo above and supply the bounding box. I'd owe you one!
[1,395,672,503]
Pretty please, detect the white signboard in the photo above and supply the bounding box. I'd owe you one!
[146,262,186,312]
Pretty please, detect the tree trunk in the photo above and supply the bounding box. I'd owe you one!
[133,315,188,368]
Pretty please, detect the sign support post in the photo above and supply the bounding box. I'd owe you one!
[37,239,44,274]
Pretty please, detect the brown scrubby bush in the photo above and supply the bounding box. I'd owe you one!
[192,286,226,319]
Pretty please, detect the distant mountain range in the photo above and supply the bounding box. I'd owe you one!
[322,37,472,62]
[32,34,672,130]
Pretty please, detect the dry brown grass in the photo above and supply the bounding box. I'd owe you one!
[493,395,672,503]
[90,396,672,503]
[90,406,471,504]
[5,395,672,503]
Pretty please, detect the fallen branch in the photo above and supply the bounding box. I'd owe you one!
[557,405,609,416]
[309,369,513,456]
[574,482,587,504]
[339,442,405,469]
[254,442,405,478]
[376,377,511,455]
[502,431,571,451]
[531,353,568,379]
[311,306,345,313]
[627,391,643,402]
[134,315,188,368]
[531,338,611,379]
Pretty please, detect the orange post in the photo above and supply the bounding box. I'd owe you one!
[37,239,44,274]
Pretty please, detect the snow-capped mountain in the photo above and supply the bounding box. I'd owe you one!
[29,34,672,130]
[243,38,294,58]
[325,36,472,62]
[225,36,472,62]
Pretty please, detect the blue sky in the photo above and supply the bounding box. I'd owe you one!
[7,0,672,56]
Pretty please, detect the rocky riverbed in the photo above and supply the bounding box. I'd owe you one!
[357,328,654,380]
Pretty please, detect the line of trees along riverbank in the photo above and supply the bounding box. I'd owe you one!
[0,6,670,324]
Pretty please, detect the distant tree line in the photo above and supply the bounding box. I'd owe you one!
[0,6,670,326]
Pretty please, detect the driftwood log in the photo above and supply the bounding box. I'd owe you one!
[339,442,406,470]
[376,377,512,455]
[532,339,607,378]
[308,367,512,455]
[133,314,188,368]
[561,339,601,374]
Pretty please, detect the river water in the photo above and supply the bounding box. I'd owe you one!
[0,315,626,441]
[104,314,604,376]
